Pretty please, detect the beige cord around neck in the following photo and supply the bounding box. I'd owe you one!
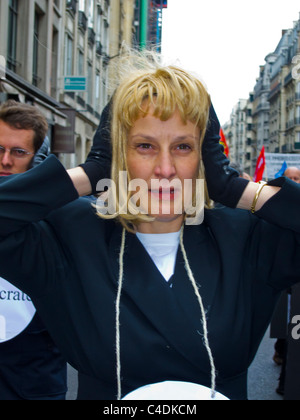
[115,226,217,400]
[179,226,216,399]
[116,228,126,401]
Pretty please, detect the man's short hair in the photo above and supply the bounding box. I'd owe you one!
[0,100,48,152]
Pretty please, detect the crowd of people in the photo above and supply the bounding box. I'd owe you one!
[0,53,299,400]
[232,161,300,397]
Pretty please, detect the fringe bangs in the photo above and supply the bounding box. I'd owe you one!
[113,65,211,132]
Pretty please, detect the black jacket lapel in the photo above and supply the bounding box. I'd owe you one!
[108,223,220,370]
[172,224,221,326]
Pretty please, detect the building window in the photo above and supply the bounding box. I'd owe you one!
[95,71,100,111]
[296,106,300,126]
[78,50,84,76]
[32,11,40,86]
[296,83,300,101]
[77,49,85,100]
[51,28,59,98]
[88,0,94,28]
[78,0,86,12]
[7,0,18,72]
[100,64,108,111]
[87,62,93,106]
[64,33,73,75]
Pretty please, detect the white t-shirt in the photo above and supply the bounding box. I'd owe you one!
[136,231,181,282]
[0,277,36,343]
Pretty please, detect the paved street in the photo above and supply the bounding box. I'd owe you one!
[66,365,78,401]
[248,328,283,400]
[66,328,283,401]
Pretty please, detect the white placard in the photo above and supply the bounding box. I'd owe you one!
[0,277,36,343]
[123,381,229,401]
[265,153,300,180]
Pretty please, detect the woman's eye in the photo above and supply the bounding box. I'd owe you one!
[177,144,191,151]
[137,143,153,150]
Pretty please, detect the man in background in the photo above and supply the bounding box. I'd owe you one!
[284,167,300,184]
[0,100,67,400]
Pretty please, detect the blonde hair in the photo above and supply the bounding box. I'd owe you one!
[98,50,213,232]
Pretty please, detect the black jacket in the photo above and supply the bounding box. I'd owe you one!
[0,156,299,400]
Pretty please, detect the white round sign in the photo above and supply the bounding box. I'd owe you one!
[0,277,36,343]
[123,381,229,401]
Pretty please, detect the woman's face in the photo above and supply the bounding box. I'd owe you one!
[127,107,201,233]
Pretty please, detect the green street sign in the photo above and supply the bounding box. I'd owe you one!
[64,76,87,92]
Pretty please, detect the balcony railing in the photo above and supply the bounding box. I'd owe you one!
[96,41,102,56]
[78,11,87,32]
[66,0,77,15]
[88,28,95,45]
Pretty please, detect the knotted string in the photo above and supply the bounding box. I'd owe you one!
[115,226,217,400]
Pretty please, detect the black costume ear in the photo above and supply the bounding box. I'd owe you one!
[202,105,249,208]
[31,136,51,168]
[79,101,112,194]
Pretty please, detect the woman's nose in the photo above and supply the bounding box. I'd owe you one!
[154,151,176,179]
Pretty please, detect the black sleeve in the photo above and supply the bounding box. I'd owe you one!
[0,156,79,297]
[251,177,300,291]
[79,102,112,194]
[256,177,300,234]
[0,155,78,236]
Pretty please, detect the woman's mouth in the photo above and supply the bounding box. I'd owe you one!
[149,187,177,201]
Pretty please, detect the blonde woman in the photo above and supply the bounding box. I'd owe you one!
[0,56,299,401]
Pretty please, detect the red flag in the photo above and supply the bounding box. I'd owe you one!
[219,128,229,157]
[253,146,266,182]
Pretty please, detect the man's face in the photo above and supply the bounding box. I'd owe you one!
[285,168,300,184]
[0,120,35,175]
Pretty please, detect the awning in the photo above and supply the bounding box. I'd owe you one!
[0,70,68,127]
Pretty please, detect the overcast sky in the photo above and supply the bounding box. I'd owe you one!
[161,0,300,125]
